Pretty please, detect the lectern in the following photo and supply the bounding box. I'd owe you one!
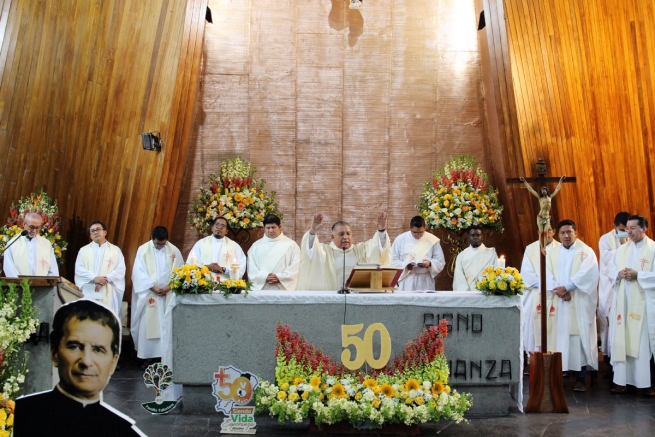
[345,267,402,292]
[3,277,82,395]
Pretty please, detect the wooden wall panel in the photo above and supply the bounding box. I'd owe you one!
[173,0,493,264]
[478,0,655,260]
[0,0,207,302]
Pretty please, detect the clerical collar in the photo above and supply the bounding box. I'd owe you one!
[56,384,100,407]
[633,238,646,248]
[26,235,33,241]
[92,241,108,248]
[212,235,224,240]
[469,244,486,250]
[562,241,576,251]
[264,233,284,242]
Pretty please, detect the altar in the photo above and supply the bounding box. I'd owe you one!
[162,291,523,417]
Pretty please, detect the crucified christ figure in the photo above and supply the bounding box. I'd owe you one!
[519,175,566,255]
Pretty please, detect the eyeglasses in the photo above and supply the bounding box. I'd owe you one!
[90,228,105,233]
[26,225,41,231]
[213,224,227,230]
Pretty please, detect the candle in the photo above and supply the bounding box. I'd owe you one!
[498,256,506,269]
[230,263,240,279]
[188,251,197,265]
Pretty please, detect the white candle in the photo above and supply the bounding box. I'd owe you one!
[188,251,197,265]
[498,256,506,269]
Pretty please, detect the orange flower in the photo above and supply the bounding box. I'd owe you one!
[237,203,246,210]
[451,218,458,225]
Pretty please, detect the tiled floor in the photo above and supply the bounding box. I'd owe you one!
[104,358,655,437]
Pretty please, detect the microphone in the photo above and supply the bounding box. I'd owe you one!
[2,230,28,254]
[338,247,350,294]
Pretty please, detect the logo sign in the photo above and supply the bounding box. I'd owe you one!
[341,323,392,370]
[141,362,178,414]
[220,406,257,434]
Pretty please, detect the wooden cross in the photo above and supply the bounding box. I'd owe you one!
[506,158,576,354]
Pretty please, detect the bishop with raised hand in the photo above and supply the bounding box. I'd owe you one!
[297,211,391,291]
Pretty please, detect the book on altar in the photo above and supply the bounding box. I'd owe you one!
[345,266,403,293]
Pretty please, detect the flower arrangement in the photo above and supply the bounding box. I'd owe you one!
[216,278,252,297]
[417,155,503,232]
[476,266,525,297]
[0,189,68,263]
[255,320,472,427]
[0,279,39,400]
[0,395,15,437]
[188,157,282,234]
[169,264,218,295]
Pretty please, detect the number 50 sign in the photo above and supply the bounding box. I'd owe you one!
[341,323,392,370]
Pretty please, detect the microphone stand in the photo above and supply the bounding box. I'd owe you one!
[1,230,28,254]
[338,247,350,294]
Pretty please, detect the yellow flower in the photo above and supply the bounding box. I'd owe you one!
[405,397,414,405]
[355,392,363,401]
[404,378,420,392]
[495,268,502,275]
[443,200,450,207]
[0,410,5,426]
[321,383,328,391]
[302,391,309,400]
[0,429,8,437]
[363,378,377,389]
[510,280,518,289]
[431,381,445,395]
[497,281,508,291]
[505,267,513,273]
[331,383,347,398]
[514,273,522,281]
[373,385,381,395]
[489,281,497,290]
[288,393,300,402]
[319,393,325,401]
[310,377,321,388]
[280,382,289,391]
[372,398,381,408]
[259,193,265,199]
[445,385,451,393]
[487,273,496,281]
[476,281,482,289]
[277,391,287,400]
[293,377,304,386]
[415,396,425,405]
[234,193,244,202]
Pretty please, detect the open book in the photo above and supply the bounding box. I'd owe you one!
[345,266,403,292]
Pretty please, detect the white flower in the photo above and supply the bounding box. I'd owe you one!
[422,381,432,390]
[326,378,335,386]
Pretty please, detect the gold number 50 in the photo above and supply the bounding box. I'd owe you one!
[341,323,392,370]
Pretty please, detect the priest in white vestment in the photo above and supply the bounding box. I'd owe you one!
[297,212,391,291]
[3,212,59,277]
[188,217,246,280]
[392,216,445,291]
[598,212,630,357]
[544,219,599,392]
[520,221,560,353]
[608,215,655,395]
[247,215,300,290]
[74,221,126,317]
[452,226,497,291]
[131,226,183,361]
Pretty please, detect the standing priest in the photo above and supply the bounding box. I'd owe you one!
[297,212,391,291]
[131,226,183,364]
[75,221,126,317]
[608,215,655,396]
[452,226,497,291]
[391,216,445,291]
[545,219,599,392]
[188,216,246,280]
[520,220,560,353]
[247,214,300,290]
[3,212,59,277]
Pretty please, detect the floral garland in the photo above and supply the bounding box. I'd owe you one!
[0,279,39,400]
[417,156,503,232]
[255,320,472,427]
[188,157,282,234]
[0,189,68,263]
[476,266,525,297]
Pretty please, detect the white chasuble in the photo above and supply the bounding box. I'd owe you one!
[189,236,247,280]
[131,241,183,358]
[544,239,599,371]
[5,235,59,277]
[519,239,560,352]
[452,244,497,291]
[74,242,126,317]
[608,237,655,388]
[247,233,301,290]
[297,231,391,291]
[598,229,626,355]
[391,231,445,291]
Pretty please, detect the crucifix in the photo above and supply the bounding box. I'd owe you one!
[506,158,576,414]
